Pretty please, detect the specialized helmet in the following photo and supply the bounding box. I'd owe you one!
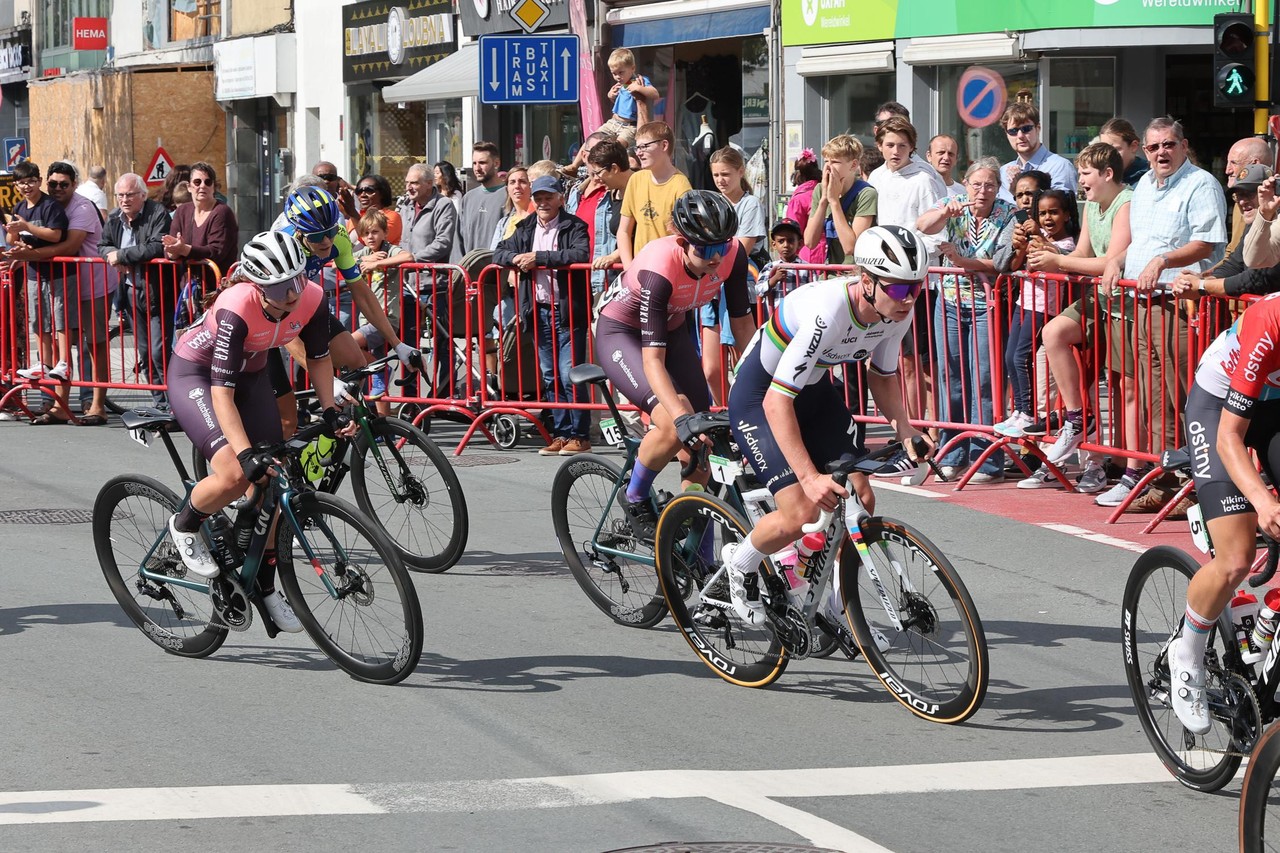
[284,186,341,235]
[853,225,929,282]
[671,190,739,246]
[239,231,308,286]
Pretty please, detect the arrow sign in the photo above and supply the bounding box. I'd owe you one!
[479,35,578,105]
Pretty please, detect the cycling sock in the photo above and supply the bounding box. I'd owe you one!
[1065,408,1083,427]
[1180,603,1214,666]
[625,462,661,504]
[174,502,212,533]
[258,550,278,592]
[728,533,767,577]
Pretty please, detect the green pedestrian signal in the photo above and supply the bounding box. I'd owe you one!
[1226,67,1247,96]
[1214,13,1257,109]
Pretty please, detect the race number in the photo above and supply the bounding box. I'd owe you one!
[599,417,624,448]
[708,453,742,486]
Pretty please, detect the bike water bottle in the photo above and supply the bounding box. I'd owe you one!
[795,532,826,579]
[1252,588,1280,659]
[1231,591,1263,664]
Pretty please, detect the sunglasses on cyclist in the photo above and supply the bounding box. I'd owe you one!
[258,275,306,302]
[691,240,732,260]
[872,275,923,301]
[301,224,340,242]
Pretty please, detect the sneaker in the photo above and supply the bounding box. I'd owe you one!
[558,437,591,456]
[967,471,1004,484]
[723,544,766,627]
[1167,636,1211,735]
[994,411,1035,438]
[539,437,567,456]
[46,361,69,382]
[621,496,658,540]
[1125,486,1177,514]
[16,363,49,381]
[1077,461,1108,494]
[871,449,919,479]
[0,409,17,421]
[1022,412,1061,437]
[367,372,387,399]
[939,465,960,480]
[1017,467,1063,489]
[261,590,304,633]
[1045,418,1094,465]
[167,514,220,579]
[1095,475,1137,507]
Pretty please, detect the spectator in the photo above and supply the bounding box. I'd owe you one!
[1030,142,1132,492]
[312,160,358,222]
[627,149,643,172]
[562,48,656,176]
[993,170,1051,275]
[701,145,766,406]
[1224,135,1271,250]
[1175,164,1280,300]
[100,172,174,407]
[998,102,1078,203]
[926,135,964,195]
[493,175,592,455]
[346,174,403,245]
[76,164,108,219]
[159,164,191,211]
[1093,116,1226,508]
[162,161,239,278]
[874,101,931,167]
[171,181,191,207]
[756,218,812,297]
[352,209,413,413]
[783,148,823,263]
[572,138,629,300]
[1098,118,1150,187]
[565,131,613,213]
[434,161,464,217]
[618,121,693,268]
[916,157,1015,483]
[456,141,508,259]
[399,162,458,395]
[868,116,947,462]
[491,166,535,247]
[804,134,877,265]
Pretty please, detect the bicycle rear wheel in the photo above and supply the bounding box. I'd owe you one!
[655,491,787,687]
[551,454,667,628]
[93,474,227,657]
[350,416,469,573]
[276,492,423,685]
[1122,545,1245,792]
[839,517,987,724]
[1241,722,1280,853]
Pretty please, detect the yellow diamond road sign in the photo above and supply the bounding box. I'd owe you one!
[511,0,550,33]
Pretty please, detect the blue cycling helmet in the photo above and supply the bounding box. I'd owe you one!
[284,186,341,235]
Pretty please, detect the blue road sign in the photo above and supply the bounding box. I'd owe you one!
[479,34,579,105]
[3,137,26,169]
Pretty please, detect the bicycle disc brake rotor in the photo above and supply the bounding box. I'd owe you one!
[209,574,252,632]
[901,591,938,635]
[335,564,375,606]
[397,474,429,506]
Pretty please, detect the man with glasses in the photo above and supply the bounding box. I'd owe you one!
[100,172,173,408]
[720,226,933,627]
[997,103,1077,204]
[311,160,358,222]
[1223,136,1270,251]
[618,121,693,269]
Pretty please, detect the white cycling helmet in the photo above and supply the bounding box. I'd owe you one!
[239,230,308,287]
[853,225,929,282]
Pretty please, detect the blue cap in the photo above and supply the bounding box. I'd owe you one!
[530,175,563,195]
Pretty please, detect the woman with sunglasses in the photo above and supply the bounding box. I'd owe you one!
[595,190,756,538]
[162,162,238,276]
[349,174,402,245]
[166,231,353,630]
[720,225,933,626]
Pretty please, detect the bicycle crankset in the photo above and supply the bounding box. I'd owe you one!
[210,574,252,632]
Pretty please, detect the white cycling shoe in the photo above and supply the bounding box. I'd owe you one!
[262,590,304,633]
[1168,636,1212,735]
[167,514,220,579]
[723,544,766,627]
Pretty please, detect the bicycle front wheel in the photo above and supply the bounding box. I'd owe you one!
[350,417,469,573]
[839,517,987,724]
[276,493,423,685]
[551,454,667,628]
[1242,722,1280,853]
[93,474,227,658]
[655,491,787,688]
[1123,545,1243,792]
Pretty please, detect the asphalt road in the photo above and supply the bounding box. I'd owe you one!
[0,419,1250,852]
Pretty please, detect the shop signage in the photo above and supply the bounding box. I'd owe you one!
[743,95,768,119]
[479,34,578,104]
[460,0,585,37]
[956,66,1007,128]
[343,0,457,83]
[72,17,108,51]
[783,0,1273,46]
[0,38,30,72]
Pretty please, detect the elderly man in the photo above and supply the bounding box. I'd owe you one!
[1097,116,1226,508]
[998,102,1077,203]
[494,175,591,454]
[76,165,108,217]
[1225,136,1271,250]
[1175,165,1280,300]
[399,162,458,396]
[100,173,174,407]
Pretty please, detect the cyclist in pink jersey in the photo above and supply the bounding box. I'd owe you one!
[596,191,757,537]
[165,232,354,629]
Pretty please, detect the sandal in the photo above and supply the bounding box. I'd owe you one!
[30,412,71,426]
[77,413,108,426]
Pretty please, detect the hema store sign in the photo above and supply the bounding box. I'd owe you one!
[783,0,1269,45]
[72,17,108,51]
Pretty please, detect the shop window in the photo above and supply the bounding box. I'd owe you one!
[350,86,426,196]
[170,0,221,41]
[818,72,894,147]
[1046,57,1116,158]
[936,62,1038,173]
[42,0,109,51]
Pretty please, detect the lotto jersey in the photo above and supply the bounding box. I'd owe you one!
[1196,292,1280,417]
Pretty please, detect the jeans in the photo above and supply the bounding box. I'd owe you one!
[1004,308,1047,415]
[935,297,999,474]
[535,303,589,439]
[129,284,174,407]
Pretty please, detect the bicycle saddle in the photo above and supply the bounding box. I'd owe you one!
[569,363,607,387]
[120,408,178,433]
[1160,447,1191,475]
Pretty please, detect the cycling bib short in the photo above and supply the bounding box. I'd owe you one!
[728,277,912,493]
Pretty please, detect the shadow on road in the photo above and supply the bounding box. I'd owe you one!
[445,549,571,577]
[0,602,136,636]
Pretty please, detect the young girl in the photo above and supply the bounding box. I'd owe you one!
[784,149,823,263]
[995,188,1079,437]
[701,146,766,406]
[352,210,412,414]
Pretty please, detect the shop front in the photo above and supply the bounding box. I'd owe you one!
[343,0,456,193]
[0,25,32,147]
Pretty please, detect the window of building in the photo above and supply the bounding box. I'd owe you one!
[1045,57,1116,159]
[816,72,894,148]
[936,61,1039,173]
[41,0,109,51]
[170,0,221,42]
[349,85,427,196]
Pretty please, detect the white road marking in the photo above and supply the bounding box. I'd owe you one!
[1039,522,1151,554]
[0,752,1179,853]
[875,480,944,499]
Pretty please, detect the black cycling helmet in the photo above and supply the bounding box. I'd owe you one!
[672,190,739,246]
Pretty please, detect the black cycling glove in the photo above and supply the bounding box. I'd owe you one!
[674,413,698,445]
[321,407,351,436]
[237,447,275,483]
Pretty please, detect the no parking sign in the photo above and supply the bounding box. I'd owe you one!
[956,66,1007,129]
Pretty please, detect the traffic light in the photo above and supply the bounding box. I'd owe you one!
[1214,13,1257,109]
